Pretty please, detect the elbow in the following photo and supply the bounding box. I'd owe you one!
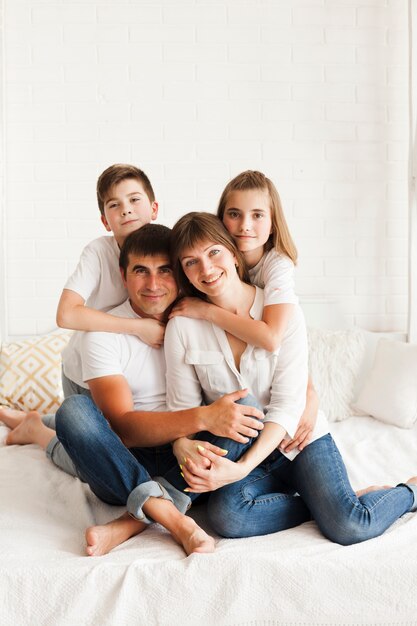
[56,308,73,329]
[262,335,283,353]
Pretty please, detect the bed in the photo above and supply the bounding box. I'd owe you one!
[1,327,417,625]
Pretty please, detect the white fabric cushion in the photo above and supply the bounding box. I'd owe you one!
[353,338,417,428]
[307,327,366,422]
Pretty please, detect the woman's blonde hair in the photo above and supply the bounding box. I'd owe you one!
[171,212,250,299]
[217,170,297,264]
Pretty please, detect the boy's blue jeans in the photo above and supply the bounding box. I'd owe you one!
[54,394,417,543]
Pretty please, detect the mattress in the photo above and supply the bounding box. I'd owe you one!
[1,416,417,626]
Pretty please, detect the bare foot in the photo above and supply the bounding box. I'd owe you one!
[6,411,43,445]
[356,484,393,497]
[170,516,215,555]
[406,476,417,486]
[0,407,27,430]
[85,512,146,557]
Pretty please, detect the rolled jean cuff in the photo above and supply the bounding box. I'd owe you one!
[399,482,417,512]
[127,480,175,525]
[156,476,192,515]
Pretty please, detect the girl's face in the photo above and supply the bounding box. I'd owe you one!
[222,189,272,257]
[180,239,239,299]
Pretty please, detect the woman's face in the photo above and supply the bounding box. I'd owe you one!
[180,239,239,299]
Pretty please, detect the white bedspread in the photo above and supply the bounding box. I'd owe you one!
[1,417,417,626]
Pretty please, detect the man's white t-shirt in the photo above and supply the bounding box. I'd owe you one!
[62,236,128,387]
[80,299,167,412]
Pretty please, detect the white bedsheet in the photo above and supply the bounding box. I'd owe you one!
[1,417,417,626]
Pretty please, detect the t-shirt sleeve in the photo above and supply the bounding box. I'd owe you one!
[80,331,124,382]
[64,241,102,303]
[261,253,298,307]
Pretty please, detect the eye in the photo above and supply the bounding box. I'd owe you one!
[184,259,197,268]
[254,212,264,219]
[209,249,220,257]
[131,197,141,203]
[108,203,118,210]
[226,210,240,219]
[160,267,173,274]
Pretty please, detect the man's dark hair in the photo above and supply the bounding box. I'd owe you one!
[119,224,172,276]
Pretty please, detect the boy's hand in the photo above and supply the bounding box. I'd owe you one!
[134,318,165,348]
[172,437,227,472]
[203,389,264,444]
[168,297,211,321]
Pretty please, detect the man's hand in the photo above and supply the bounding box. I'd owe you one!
[134,318,165,349]
[202,389,264,444]
[172,437,227,471]
[181,446,248,492]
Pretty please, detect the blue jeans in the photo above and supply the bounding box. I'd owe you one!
[55,393,262,523]
[208,433,417,545]
[43,371,92,477]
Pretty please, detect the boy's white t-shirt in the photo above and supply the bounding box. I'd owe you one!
[248,249,298,306]
[80,299,167,412]
[61,236,128,387]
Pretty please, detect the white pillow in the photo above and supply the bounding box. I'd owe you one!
[307,327,367,422]
[353,338,417,428]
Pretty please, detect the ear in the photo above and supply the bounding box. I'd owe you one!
[101,213,112,232]
[151,202,159,221]
[120,265,127,287]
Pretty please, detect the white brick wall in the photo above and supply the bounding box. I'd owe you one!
[0,0,410,337]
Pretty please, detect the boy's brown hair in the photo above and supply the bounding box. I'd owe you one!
[96,164,155,215]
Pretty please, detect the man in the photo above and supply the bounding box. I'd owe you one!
[1,224,264,556]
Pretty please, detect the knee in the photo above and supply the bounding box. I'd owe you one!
[55,395,98,440]
[319,515,374,546]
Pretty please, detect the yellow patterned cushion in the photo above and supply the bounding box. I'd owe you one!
[0,329,71,414]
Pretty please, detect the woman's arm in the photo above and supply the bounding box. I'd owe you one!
[169,298,293,352]
[57,289,165,348]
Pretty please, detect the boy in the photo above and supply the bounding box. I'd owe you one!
[57,163,164,396]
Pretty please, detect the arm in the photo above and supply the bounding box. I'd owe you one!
[280,377,319,453]
[87,376,264,448]
[57,289,165,348]
[169,297,293,352]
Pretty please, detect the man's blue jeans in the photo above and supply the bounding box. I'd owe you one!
[55,393,260,523]
[207,433,417,545]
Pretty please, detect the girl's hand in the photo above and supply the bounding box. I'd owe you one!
[134,318,165,348]
[182,446,248,492]
[168,297,211,320]
[280,380,319,453]
[172,437,228,472]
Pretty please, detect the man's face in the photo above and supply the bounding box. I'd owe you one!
[122,253,178,319]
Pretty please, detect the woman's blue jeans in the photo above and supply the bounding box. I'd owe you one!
[207,433,417,545]
[54,393,261,523]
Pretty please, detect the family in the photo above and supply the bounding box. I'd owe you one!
[1,164,416,557]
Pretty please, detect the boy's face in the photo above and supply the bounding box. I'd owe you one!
[101,179,158,245]
[122,253,178,320]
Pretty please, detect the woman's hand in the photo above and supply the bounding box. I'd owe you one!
[172,437,228,472]
[134,318,165,348]
[181,446,248,492]
[168,297,211,320]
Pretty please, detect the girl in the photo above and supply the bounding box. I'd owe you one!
[170,170,315,452]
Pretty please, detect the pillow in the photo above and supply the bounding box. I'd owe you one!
[0,329,71,415]
[353,338,417,428]
[307,327,366,421]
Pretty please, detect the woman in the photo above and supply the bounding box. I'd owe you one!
[164,211,417,543]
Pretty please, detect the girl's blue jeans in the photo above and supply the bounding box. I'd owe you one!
[54,393,417,544]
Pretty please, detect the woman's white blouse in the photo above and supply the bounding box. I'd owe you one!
[165,286,329,459]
